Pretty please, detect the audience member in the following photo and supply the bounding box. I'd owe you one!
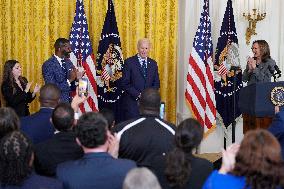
[0,107,20,139]
[34,103,83,177]
[243,40,276,85]
[1,60,40,117]
[0,131,63,189]
[20,84,61,144]
[42,38,83,103]
[56,112,136,189]
[113,88,176,171]
[268,106,284,159]
[123,167,161,189]
[160,118,213,189]
[120,38,160,121]
[202,129,284,189]
[100,108,115,129]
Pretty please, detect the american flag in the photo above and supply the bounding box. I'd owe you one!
[69,0,98,112]
[185,0,216,134]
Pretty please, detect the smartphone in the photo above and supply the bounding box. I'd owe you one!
[160,102,165,119]
[78,78,88,97]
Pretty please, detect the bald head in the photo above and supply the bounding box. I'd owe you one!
[39,84,61,108]
[139,88,161,114]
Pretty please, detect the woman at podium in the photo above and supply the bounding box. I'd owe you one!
[243,40,276,85]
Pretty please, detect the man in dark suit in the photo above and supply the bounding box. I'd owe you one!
[21,84,61,144]
[120,38,160,121]
[56,112,136,189]
[35,103,83,177]
[42,38,83,103]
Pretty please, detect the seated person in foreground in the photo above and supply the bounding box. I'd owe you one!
[0,131,63,189]
[155,118,213,189]
[113,88,176,170]
[34,103,84,177]
[202,129,284,189]
[56,112,136,189]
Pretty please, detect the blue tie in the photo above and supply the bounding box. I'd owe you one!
[142,60,147,78]
[61,59,68,78]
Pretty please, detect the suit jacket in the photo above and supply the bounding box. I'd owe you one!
[42,55,75,102]
[0,172,63,189]
[56,152,136,189]
[120,55,160,120]
[1,78,35,117]
[243,58,276,85]
[268,110,284,159]
[20,108,55,144]
[35,131,84,177]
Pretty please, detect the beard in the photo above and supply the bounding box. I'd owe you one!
[62,50,71,58]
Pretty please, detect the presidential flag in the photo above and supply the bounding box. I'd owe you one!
[185,0,216,135]
[69,0,98,112]
[96,0,124,122]
[214,0,243,127]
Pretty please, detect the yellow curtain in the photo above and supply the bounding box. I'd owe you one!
[0,0,178,123]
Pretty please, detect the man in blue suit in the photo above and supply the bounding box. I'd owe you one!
[21,84,60,144]
[120,38,160,121]
[42,38,83,103]
[56,112,136,189]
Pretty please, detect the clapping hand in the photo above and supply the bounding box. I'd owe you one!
[219,143,240,174]
[107,132,120,158]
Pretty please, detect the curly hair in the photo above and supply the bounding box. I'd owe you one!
[0,107,20,139]
[165,118,204,188]
[252,40,271,62]
[0,131,33,186]
[2,60,26,94]
[232,129,284,189]
[76,112,108,148]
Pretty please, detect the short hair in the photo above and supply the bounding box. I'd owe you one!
[139,88,161,111]
[137,38,151,49]
[123,167,161,189]
[76,112,108,148]
[252,40,271,61]
[52,103,74,131]
[165,118,204,188]
[54,38,70,50]
[100,108,115,129]
[232,129,284,188]
[0,131,33,186]
[0,107,20,139]
[39,83,61,105]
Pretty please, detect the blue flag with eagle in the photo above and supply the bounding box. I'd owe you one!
[96,0,124,122]
[214,0,243,127]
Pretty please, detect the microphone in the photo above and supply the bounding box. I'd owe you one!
[274,65,282,78]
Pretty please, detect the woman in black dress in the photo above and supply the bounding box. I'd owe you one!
[1,60,40,117]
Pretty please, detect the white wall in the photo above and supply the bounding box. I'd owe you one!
[177,0,284,153]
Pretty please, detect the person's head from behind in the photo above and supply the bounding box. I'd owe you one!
[139,88,161,115]
[76,112,109,150]
[123,167,161,189]
[100,108,115,129]
[232,129,284,188]
[54,38,72,58]
[165,118,204,188]
[0,131,33,186]
[2,59,22,84]
[39,83,61,108]
[52,103,75,132]
[0,107,20,139]
[252,40,270,61]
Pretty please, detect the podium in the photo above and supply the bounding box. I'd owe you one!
[238,81,284,133]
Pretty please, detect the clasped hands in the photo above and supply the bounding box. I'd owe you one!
[69,68,85,82]
[247,57,257,72]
